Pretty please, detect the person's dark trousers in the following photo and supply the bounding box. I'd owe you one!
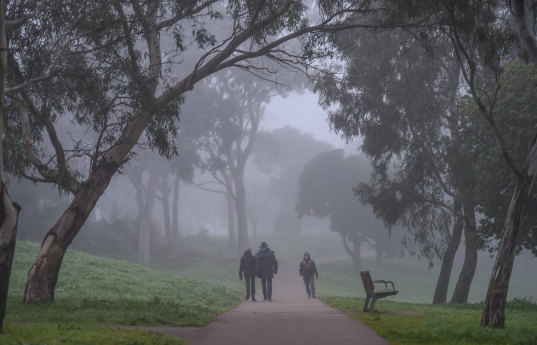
[245,275,255,300]
[261,277,273,300]
[303,275,316,297]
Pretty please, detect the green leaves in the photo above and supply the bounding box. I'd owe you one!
[468,60,537,254]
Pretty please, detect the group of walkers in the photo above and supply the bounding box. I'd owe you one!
[239,242,319,301]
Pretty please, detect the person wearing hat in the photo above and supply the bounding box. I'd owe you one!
[255,242,278,301]
[239,248,257,301]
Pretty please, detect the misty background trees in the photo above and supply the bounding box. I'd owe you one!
[0,0,536,331]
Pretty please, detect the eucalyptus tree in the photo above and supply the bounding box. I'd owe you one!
[393,0,537,327]
[190,69,276,253]
[316,26,479,303]
[296,149,390,269]
[322,0,537,327]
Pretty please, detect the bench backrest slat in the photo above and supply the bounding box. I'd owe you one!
[360,270,375,295]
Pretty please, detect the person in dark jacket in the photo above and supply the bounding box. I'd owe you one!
[299,252,319,298]
[255,242,278,301]
[239,248,256,301]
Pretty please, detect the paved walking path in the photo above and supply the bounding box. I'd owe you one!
[187,258,391,345]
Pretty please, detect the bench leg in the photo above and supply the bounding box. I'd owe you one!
[363,296,371,312]
[369,297,378,312]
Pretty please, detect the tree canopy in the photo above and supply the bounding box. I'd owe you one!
[296,149,391,268]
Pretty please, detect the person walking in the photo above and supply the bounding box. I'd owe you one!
[299,252,319,298]
[239,248,257,301]
[255,242,278,301]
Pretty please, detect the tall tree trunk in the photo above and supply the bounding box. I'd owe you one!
[433,194,463,304]
[451,197,478,303]
[0,187,20,330]
[172,173,180,240]
[234,169,249,253]
[0,1,22,329]
[137,171,158,265]
[226,186,236,251]
[341,234,362,270]
[481,149,537,327]
[160,173,173,247]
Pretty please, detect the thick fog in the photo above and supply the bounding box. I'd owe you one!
[5,1,537,312]
[10,78,537,304]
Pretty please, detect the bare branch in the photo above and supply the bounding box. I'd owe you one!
[154,0,219,31]
[5,11,36,27]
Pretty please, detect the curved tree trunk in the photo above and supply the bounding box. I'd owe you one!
[451,197,478,303]
[0,2,22,329]
[0,187,21,330]
[481,158,536,327]
[23,158,123,303]
[433,194,463,304]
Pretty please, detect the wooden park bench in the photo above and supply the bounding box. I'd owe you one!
[360,270,398,312]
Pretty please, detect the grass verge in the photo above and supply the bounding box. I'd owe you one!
[321,296,537,345]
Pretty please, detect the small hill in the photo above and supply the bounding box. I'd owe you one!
[6,241,242,327]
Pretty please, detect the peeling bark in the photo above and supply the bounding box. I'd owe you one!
[481,142,537,327]
[24,159,121,303]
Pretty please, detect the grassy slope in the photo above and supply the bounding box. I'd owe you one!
[2,241,242,345]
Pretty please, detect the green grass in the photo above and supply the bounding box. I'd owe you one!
[321,296,537,345]
[6,236,536,345]
[3,241,242,344]
[315,255,537,304]
[0,324,186,345]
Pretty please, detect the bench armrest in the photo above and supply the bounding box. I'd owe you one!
[373,280,395,290]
